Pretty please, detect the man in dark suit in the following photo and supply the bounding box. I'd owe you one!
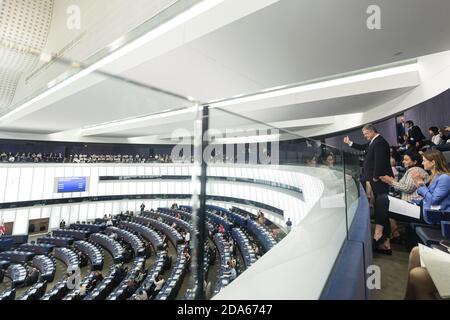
[405,120,426,149]
[396,116,406,144]
[344,124,393,254]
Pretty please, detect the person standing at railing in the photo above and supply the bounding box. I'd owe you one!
[285,218,292,233]
[344,124,394,255]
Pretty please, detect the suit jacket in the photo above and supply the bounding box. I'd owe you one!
[397,122,406,137]
[417,174,450,211]
[350,135,393,182]
[408,125,426,143]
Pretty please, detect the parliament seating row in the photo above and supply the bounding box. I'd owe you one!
[41,277,69,300]
[207,205,248,228]
[70,223,105,233]
[232,228,257,268]
[133,216,184,245]
[212,232,232,295]
[0,250,35,263]
[63,271,96,300]
[151,209,194,232]
[18,281,47,300]
[32,255,56,282]
[105,226,145,256]
[6,263,27,287]
[0,260,11,270]
[130,250,166,300]
[74,241,104,270]
[247,219,277,252]
[107,256,146,300]
[53,229,90,240]
[84,266,124,300]
[19,243,55,255]
[156,244,187,300]
[37,236,74,247]
[0,288,15,300]
[206,210,233,232]
[159,208,192,222]
[119,221,164,250]
[90,233,124,263]
[53,247,79,270]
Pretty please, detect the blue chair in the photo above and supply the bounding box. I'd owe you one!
[415,210,450,246]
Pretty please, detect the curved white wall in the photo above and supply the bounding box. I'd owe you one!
[0,163,333,235]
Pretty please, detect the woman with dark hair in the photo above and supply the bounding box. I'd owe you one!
[380,152,430,242]
[380,152,429,202]
[321,151,335,168]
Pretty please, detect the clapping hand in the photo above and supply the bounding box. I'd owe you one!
[379,175,394,184]
[411,168,424,187]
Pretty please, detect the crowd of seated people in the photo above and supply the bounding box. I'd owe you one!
[356,120,450,300]
[0,152,63,163]
[0,151,183,164]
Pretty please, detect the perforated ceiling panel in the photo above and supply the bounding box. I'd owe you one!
[0,0,54,112]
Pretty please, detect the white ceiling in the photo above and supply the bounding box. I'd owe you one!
[2,0,450,141]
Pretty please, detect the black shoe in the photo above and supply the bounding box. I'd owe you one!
[372,238,393,255]
[373,247,393,255]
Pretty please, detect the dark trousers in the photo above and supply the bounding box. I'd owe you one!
[370,181,391,238]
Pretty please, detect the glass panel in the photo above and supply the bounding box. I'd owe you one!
[195,106,360,300]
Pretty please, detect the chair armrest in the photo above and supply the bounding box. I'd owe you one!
[441,221,450,239]
[424,210,450,225]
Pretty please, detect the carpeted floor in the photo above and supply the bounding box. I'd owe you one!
[371,223,411,300]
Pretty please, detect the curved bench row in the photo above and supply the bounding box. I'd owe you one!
[247,219,277,252]
[41,277,69,300]
[119,221,164,250]
[90,233,124,263]
[32,255,56,282]
[212,233,232,295]
[0,251,35,263]
[84,265,125,300]
[156,244,187,300]
[133,216,183,245]
[74,241,104,270]
[63,272,96,300]
[19,243,55,255]
[130,250,166,300]
[146,210,193,232]
[107,256,146,300]
[38,236,74,247]
[232,228,257,268]
[53,247,79,270]
[6,264,27,287]
[0,288,15,300]
[53,229,90,240]
[70,223,105,233]
[18,281,47,300]
[105,226,145,256]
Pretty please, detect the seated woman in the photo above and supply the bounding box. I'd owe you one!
[411,149,450,212]
[404,246,437,299]
[380,152,430,241]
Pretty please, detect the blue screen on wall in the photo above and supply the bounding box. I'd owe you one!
[56,177,87,193]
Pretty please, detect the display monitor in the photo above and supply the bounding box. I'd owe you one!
[55,177,89,193]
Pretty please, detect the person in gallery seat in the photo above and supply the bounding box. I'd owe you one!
[411,149,450,212]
